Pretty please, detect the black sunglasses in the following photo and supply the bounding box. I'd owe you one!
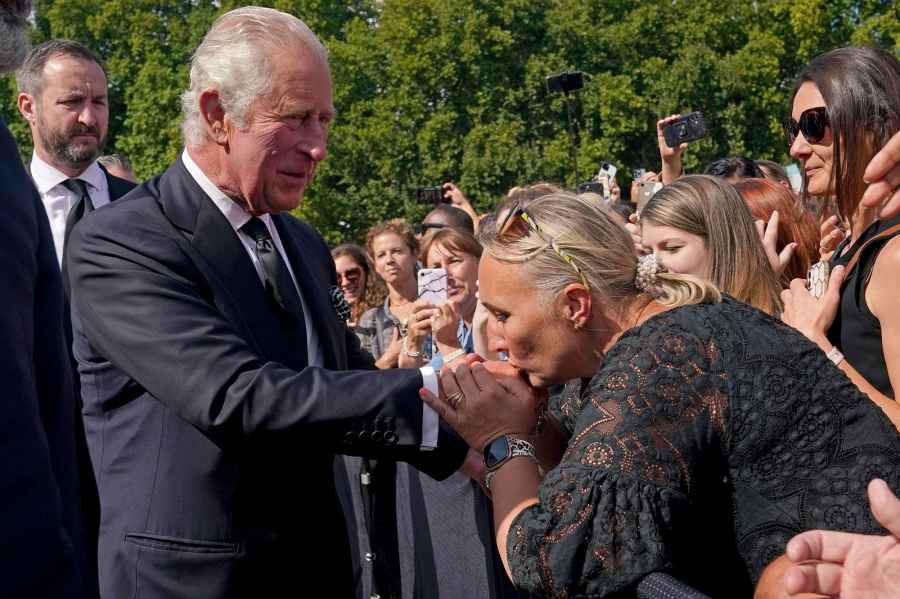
[785,107,830,146]
[413,222,447,236]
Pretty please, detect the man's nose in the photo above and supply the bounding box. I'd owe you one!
[78,103,99,127]
[301,121,328,163]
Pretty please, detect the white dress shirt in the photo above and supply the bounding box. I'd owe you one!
[181,150,438,449]
[31,153,111,266]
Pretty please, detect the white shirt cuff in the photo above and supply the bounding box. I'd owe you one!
[419,366,439,450]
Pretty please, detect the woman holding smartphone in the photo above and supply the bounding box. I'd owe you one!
[780,45,900,429]
[398,228,481,369]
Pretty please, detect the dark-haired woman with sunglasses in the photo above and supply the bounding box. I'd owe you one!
[780,46,900,435]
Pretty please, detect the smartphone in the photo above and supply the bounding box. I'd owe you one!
[806,261,830,299]
[636,181,663,215]
[633,168,646,181]
[415,187,448,204]
[663,111,708,148]
[598,161,618,180]
[417,268,448,305]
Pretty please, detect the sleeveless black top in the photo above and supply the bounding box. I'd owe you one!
[828,213,900,399]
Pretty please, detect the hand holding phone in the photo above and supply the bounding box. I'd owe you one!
[417,268,448,305]
[662,111,708,148]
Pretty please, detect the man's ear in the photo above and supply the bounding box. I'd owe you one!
[198,89,229,145]
[17,92,36,125]
[559,283,592,329]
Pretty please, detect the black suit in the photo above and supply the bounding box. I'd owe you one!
[61,164,136,599]
[68,157,466,599]
[0,118,87,596]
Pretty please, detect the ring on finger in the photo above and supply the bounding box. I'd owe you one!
[446,391,464,407]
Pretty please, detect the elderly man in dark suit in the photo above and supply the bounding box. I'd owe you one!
[68,7,470,598]
[0,0,91,596]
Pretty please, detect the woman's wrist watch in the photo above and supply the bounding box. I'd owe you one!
[483,434,536,491]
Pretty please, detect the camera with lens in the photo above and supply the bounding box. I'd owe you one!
[546,71,585,94]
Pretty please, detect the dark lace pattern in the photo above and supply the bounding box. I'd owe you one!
[508,298,900,598]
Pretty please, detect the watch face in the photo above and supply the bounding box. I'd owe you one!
[484,436,510,470]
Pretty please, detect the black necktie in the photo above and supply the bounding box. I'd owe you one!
[62,178,94,251]
[61,178,93,298]
[241,217,307,327]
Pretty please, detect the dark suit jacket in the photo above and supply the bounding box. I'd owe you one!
[63,163,136,598]
[68,157,466,599]
[0,118,87,596]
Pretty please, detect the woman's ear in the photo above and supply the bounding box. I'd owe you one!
[560,283,592,329]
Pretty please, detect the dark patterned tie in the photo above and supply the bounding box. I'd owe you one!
[61,178,94,251]
[240,217,307,331]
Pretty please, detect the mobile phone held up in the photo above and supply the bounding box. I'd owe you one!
[663,111,708,148]
[415,186,449,204]
[417,268,448,305]
[636,181,663,215]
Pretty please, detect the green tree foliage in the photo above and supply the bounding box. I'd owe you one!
[2,0,897,245]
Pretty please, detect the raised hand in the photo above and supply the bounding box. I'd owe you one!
[657,115,688,184]
[819,215,847,261]
[862,130,900,219]
[781,265,845,348]
[756,210,797,278]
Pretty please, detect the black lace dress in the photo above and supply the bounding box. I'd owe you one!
[509,298,900,598]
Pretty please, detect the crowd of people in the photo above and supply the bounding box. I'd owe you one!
[3,1,900,598]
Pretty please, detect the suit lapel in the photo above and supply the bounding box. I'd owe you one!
[158,159,302,363]
[99,164,137,201]
[272,214,345,370]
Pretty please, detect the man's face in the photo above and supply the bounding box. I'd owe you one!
[225,48,333,214]
[27,55,109,172]
[0,0,31,73]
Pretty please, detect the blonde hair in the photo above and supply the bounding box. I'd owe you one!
[641,175,782,315]
[482,192,720,312]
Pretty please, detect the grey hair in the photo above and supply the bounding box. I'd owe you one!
[180,6,329,147]
[482,192,720,312]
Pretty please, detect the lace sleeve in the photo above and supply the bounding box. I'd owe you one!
[506,317,730,597]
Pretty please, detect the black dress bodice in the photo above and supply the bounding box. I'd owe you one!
[512,297,900,598]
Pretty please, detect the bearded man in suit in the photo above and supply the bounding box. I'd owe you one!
[67,7,470,598]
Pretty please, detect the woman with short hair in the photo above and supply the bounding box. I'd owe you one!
[422,191,900,598]
[356,219,419,369]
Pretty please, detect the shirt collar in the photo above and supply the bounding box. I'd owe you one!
[181,148,274,234]
[30,152,107,196]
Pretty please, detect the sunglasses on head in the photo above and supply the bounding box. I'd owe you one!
[497,201,591,291]
[785,107,830,146]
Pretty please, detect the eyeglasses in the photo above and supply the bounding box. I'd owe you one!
[336,267,363,283]
[785,107,830,146]
[496,201,591,291]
